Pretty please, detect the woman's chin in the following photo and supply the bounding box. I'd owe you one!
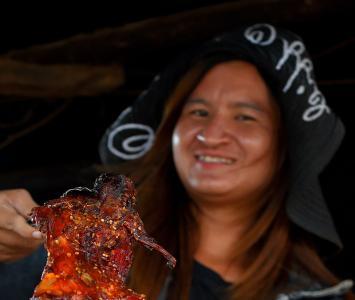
[187,180,236,199]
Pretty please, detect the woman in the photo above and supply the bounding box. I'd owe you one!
[99,24,354,299]
[0,23,353,299]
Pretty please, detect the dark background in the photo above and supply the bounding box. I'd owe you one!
[0,0,354,282]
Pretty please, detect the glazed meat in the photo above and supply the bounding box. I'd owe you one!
[29,174,176,300]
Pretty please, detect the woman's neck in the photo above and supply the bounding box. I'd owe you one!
[192,202,255,283]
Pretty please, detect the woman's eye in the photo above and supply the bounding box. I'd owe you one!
[235,115,255,121]
[190,109,208,117]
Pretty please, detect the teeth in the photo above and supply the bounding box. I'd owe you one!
[197,155,234,164]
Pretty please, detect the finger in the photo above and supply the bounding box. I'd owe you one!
[2,189,39,217]
[12,214,43,239]
[0,206,41,239]
[0,250,24,262]
[0,228,43,250]
[0,242,40,262]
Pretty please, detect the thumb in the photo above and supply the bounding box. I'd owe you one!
[12,214,43,240]
[5,189,39,217]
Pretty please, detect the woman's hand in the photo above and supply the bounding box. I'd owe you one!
[0,189,43,262]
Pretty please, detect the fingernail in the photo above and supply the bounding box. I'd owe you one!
[32,231,43,239]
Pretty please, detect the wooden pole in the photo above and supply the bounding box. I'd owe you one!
[0,59,124,98]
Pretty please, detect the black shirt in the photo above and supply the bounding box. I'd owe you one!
[189,261,231,300]
[0,245,46,300]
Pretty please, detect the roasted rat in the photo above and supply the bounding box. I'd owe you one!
[30,174,176,300]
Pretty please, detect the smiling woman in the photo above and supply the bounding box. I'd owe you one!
[117,57,290,300]
[97,24,354,300]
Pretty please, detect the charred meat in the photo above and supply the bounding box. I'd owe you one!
[30,174,176,300]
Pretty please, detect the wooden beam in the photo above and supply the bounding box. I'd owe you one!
[3,0,352,64]
[0,59,124,98]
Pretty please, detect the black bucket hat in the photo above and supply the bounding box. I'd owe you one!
[99,23,345,248]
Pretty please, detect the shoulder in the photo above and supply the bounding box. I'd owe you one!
[276,273,353,300]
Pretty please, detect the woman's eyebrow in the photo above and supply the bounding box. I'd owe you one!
[185,98,207,105]
[232,101,265,113]
[185,98,266,113]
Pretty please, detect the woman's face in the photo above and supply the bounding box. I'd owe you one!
[172,61,281,205]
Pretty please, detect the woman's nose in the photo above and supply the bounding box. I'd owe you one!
[196,117,230,146]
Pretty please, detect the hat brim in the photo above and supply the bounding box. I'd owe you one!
[287,178,343,248]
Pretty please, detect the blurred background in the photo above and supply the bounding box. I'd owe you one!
[0,0,354,281]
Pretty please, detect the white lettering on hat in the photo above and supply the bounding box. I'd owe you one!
[244,23,276,45]
[275,38,330,122]
[107,124,155,160]
[109,106,133,128]
[106,106,155,160]
[303,87,330,121]
[276,40,314,93]
[244,23,331,122]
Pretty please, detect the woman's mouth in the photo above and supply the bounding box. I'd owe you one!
[195,155,235,165]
